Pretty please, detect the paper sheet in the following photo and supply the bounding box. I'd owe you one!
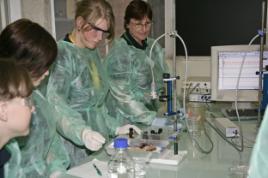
[67,159,108,178]
[67,151,187,177]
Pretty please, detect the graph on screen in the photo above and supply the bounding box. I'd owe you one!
[218,51,268,90]
[211,45,268,102]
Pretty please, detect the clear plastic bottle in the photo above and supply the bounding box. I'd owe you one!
[108,137,135,178]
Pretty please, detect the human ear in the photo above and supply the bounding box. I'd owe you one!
[76,16,84,31]
[0,102,7,122]
[126,23,130,30]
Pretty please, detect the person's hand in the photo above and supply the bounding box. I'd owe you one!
[49,171,62,178]
[82,129,106,151]
[115,124,142,135]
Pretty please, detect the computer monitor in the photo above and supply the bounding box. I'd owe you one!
[211,45,268,105]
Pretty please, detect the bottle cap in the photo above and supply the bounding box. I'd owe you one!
[114,137,128,148]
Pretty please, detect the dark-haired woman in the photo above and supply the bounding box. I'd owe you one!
[0,19,69,178]
[105,0,168,126]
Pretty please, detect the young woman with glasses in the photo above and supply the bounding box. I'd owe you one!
[46,0,140,168]
[0,60,34,178]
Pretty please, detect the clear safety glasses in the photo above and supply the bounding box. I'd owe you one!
[84,22,110,39]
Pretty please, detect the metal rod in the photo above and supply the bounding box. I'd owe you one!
[172,16,178,154]
[258,1,266,124]
[173,27,178,132]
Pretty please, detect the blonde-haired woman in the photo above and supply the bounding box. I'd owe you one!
[46,0,140,167]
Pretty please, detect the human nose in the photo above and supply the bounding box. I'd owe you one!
[141,25,147,31]
[140,23,150,32]
[96,31,103,41]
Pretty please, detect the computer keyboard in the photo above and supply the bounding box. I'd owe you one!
[221,108,260,120]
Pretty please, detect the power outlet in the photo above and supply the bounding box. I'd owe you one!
[184,81,211,89]
[188,93,211,102]
[183,77,211,94]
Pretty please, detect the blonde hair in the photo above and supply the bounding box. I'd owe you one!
[75,0,115,40]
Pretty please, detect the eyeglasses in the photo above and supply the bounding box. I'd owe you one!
[131,21,153,30]
[84,22,110,39]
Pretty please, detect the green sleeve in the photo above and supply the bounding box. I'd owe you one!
[46,44,89,146]
[248,108,268,178]
[46,134,70,175]
[105,40,159,125]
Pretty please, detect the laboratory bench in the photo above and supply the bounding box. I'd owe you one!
[62,117,258,178]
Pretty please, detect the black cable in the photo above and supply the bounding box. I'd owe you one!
[185,119,214,154]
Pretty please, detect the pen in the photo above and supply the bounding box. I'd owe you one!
[93,163,102,176]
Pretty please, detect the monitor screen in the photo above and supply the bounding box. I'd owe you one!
[211,45,268,102]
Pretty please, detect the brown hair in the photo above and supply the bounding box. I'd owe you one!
[0,18,57,80]
[75,0,115,40]
[124,0,152,30]
[0,60,33,101]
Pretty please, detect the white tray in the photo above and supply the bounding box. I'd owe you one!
[106,136,170,156]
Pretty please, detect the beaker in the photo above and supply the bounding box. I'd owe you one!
[186,102,206,136]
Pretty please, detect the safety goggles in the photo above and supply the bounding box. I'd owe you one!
[84,22,110,39]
